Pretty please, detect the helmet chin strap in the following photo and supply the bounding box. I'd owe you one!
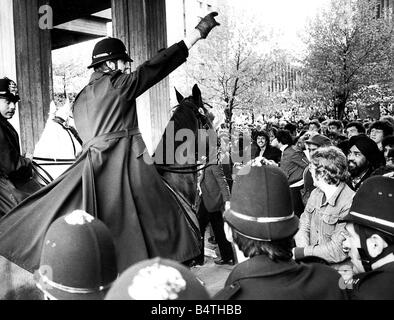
[355,224,394,272]
[105,61,119,72]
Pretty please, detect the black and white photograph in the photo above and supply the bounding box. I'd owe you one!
[0,0,393,309]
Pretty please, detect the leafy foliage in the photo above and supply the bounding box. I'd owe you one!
[302,0,394,119]
[171,5,280,128]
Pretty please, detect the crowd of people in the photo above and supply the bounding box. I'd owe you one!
[213,113,394,299]
[1,9,394,301]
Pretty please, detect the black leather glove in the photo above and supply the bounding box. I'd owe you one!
[195,12,220,39]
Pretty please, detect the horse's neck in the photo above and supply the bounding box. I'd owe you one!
[161,172,198,208]
[155,101,202,208]
[33,119,81,158]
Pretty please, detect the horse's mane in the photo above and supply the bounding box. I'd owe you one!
[171,99,200,139]
[155,84,209,167]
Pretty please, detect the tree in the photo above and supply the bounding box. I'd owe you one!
[52,56,91,104]
[172,5,273,132]
[303,0,394,119]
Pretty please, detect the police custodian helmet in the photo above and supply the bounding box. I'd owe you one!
[224,164,299,241]
[36,210,118,300]
[0,77,20,103]
[342,176,394,271]
[343,176,394,237]
[88,37,133,69]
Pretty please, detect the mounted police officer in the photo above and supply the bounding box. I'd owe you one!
[214,164,347,300]
[342,176,394,299]
[35,210,118,300]
[0,13,221,275]
[0,77,41,218]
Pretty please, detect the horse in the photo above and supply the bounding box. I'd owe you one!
[154,84,216,265]
[0,84,214,300]
[32,100,82,185]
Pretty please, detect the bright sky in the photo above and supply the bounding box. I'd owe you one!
[53,0,332,66]
[228,0,331,51]
[231,0,330,26]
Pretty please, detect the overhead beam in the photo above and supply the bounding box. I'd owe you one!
[54,17,108,37]
[51,29,104,50]
[50,0,111,25]
[91,8,112,20]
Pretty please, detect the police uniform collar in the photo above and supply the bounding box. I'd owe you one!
[227,254,298,283]
[352,267,387,290]
[351,260,394,289]
[89,70,122,84]
[89,71,109,83]
[377,261,394,272]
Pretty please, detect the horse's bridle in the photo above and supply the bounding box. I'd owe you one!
[155,98,215,175]
[33,117,82,163]
[53,116,82,158]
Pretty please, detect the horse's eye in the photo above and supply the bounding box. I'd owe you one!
[198,108,205,116]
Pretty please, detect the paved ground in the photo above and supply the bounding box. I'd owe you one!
[190,240,235,297]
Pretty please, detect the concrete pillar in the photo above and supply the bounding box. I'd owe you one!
[0,0,19,138]
[13,0,53,154]
[112,0,171,155]
[1,0,52,154]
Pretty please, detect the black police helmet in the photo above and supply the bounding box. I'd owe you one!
[88,38,133,69]
[0,77,20,103]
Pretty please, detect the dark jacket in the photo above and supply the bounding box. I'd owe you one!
[0,116,21,177]
[346,167,374,192]
[0,41,200,273]
[251,142,282,164]
[348,262,394,300]
[0,117,40,217]
[200,164,230,212]
[214,254,347,300]
[280,145,308,185]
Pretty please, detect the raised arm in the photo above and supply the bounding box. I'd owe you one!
[116,12,220,100]
[185,12,220,49]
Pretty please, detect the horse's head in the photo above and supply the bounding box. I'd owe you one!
[174,84,213,133]
[54,99,75,128]
[170,84,218,166]
[154,85,217,210]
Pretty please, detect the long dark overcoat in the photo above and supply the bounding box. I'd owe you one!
[0,117,41,217]
[0,41,200,273]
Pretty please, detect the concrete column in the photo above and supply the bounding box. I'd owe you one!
[112,0,171,155]
[12,0,53,154]
[0,0,19,138]
[0,0,53,154]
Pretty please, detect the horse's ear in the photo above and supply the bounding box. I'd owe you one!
[192,84,204,108]
[192,84,201,100]
[49,101,57,118]
[175,87,184,104]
